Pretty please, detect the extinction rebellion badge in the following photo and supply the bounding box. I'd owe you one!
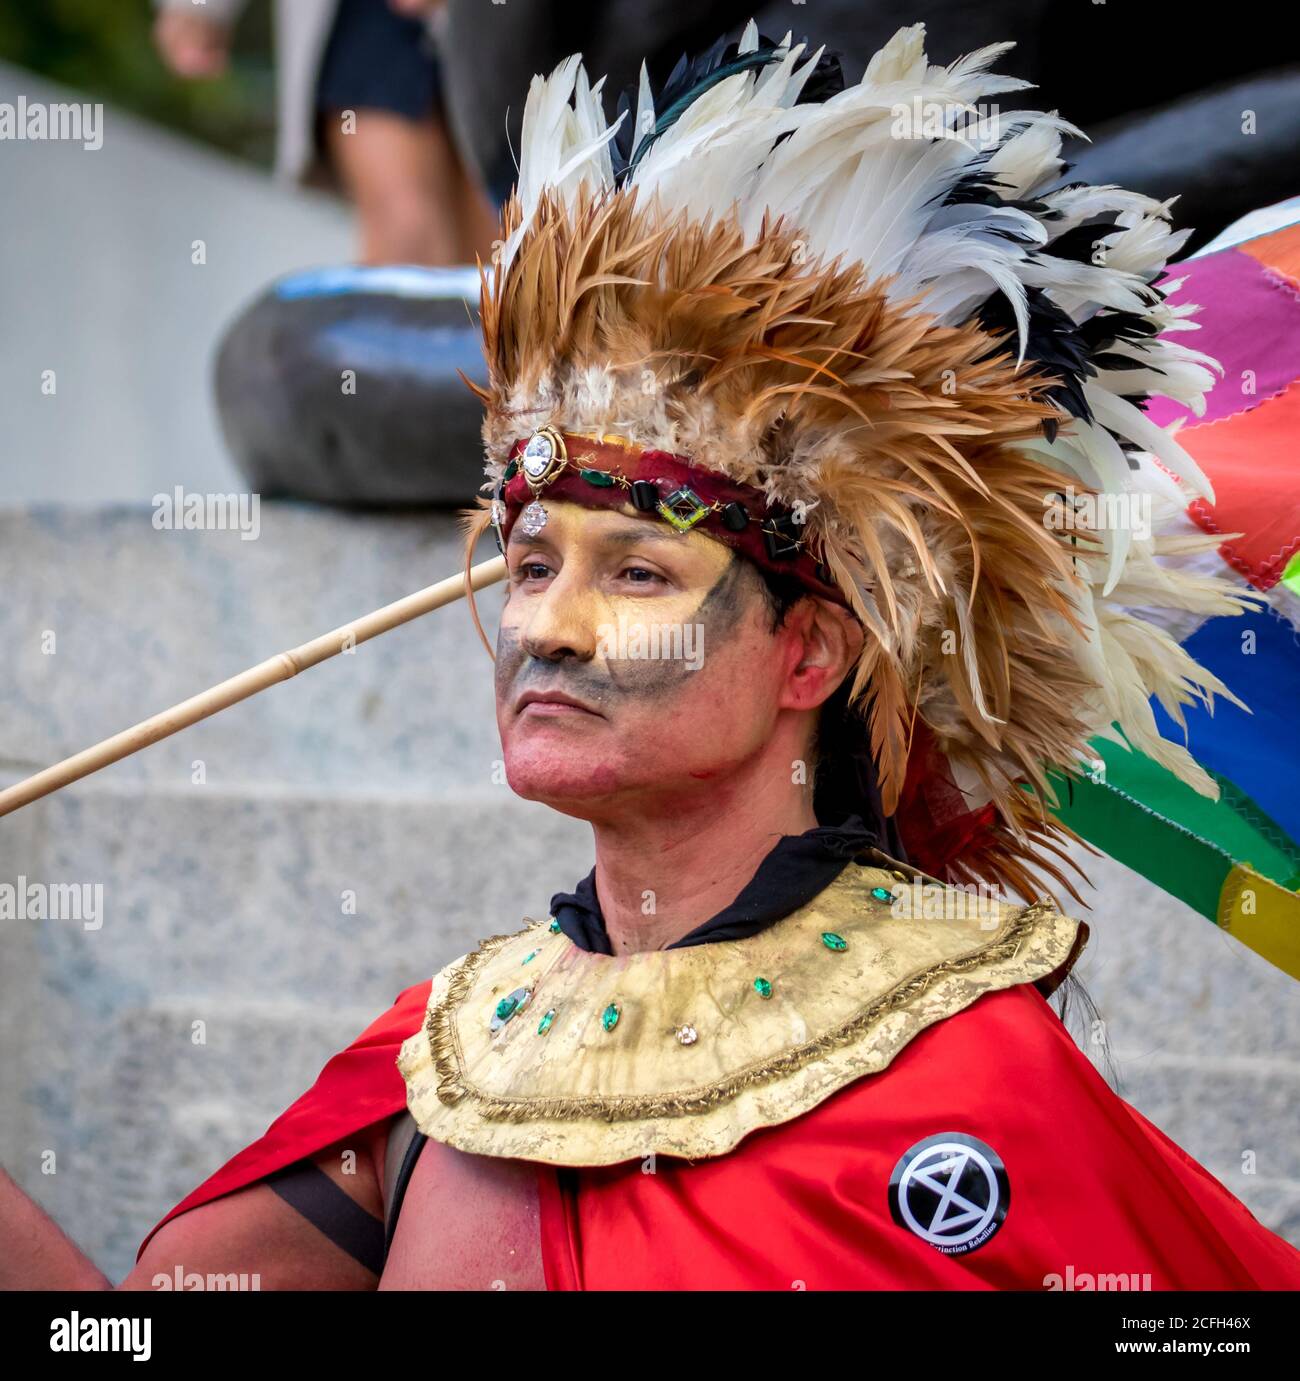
[888,1132,1010,1255]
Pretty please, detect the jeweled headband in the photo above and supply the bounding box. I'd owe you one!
[489,428,847,606]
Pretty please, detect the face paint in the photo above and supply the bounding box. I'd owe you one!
[601,555,749,695]
[495,554,754,712]
[494,500,799,814]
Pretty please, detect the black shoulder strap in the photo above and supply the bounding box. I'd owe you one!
[265,1160,385,1275]
[382,1111,429,1261]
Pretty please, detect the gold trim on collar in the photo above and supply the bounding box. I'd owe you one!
[398,854,1084,1165]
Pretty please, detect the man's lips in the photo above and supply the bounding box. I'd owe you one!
[515,689,605,718]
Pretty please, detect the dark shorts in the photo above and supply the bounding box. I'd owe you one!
[315,0,442,121]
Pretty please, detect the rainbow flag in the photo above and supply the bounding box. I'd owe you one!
[1052,207,1300,980]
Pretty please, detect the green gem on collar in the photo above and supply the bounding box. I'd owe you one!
[490,986,532,1032]
[821,931,848,952]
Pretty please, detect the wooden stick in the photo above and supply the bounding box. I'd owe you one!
[0,556,507,819]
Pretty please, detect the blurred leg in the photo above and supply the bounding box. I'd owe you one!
[315,0,497,265]
[325,108,476,265]
[455,148,505,266]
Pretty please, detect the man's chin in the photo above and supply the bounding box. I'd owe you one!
[506,765,623,804]
[502,745,640,813]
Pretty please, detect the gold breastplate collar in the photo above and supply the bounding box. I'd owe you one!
[398,852,1085,1165]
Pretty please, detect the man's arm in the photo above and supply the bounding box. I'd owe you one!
[2,1122,393,1291]
[0,1167,113,1290]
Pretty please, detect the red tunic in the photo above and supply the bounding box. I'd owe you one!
[140,979,1300,1288]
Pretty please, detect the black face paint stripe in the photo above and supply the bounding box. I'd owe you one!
[687,549,751,636]
[265,1160,385,1275]
[595,554,753,697]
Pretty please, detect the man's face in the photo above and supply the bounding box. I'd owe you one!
[495,499,807,820]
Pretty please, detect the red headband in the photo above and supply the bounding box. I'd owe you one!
[491,430,847,606]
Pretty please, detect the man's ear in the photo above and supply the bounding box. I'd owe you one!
[781,598,865,712]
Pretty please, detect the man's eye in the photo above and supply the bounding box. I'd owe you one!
[620,565,664,585]
[517,561,552,581]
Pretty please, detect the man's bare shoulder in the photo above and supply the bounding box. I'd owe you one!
[380,1132,545,1291]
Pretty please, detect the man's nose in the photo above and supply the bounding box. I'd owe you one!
[519,569,603,663]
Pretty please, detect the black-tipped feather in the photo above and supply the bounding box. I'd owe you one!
[974,286,1097,424]
[612,30,845,184]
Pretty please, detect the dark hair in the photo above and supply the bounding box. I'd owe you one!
[752,563,905,850]
[755,563,808,631]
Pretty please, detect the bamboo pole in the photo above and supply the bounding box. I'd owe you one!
[0,556,507,819]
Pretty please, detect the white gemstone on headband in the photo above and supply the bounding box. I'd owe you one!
[522,431,557,479]
[519,501,549,537]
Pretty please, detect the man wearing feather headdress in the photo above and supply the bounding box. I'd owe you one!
[6,21,1299,1291]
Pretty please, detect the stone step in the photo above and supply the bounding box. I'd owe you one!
[0,502,507,792]
[1118,1058,1300,1207]
[3,778,590,1009]
[0,779,591,1282]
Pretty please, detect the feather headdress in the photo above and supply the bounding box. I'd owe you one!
[471,21,1253,898]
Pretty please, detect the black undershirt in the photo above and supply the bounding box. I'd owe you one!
[549,815,880,953]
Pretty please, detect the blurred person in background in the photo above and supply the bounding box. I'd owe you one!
[153,0,498,265]
[150,0,1300,262]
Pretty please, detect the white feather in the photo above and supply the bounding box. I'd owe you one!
[1084,384,1215,503]
[502,55,622,273]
